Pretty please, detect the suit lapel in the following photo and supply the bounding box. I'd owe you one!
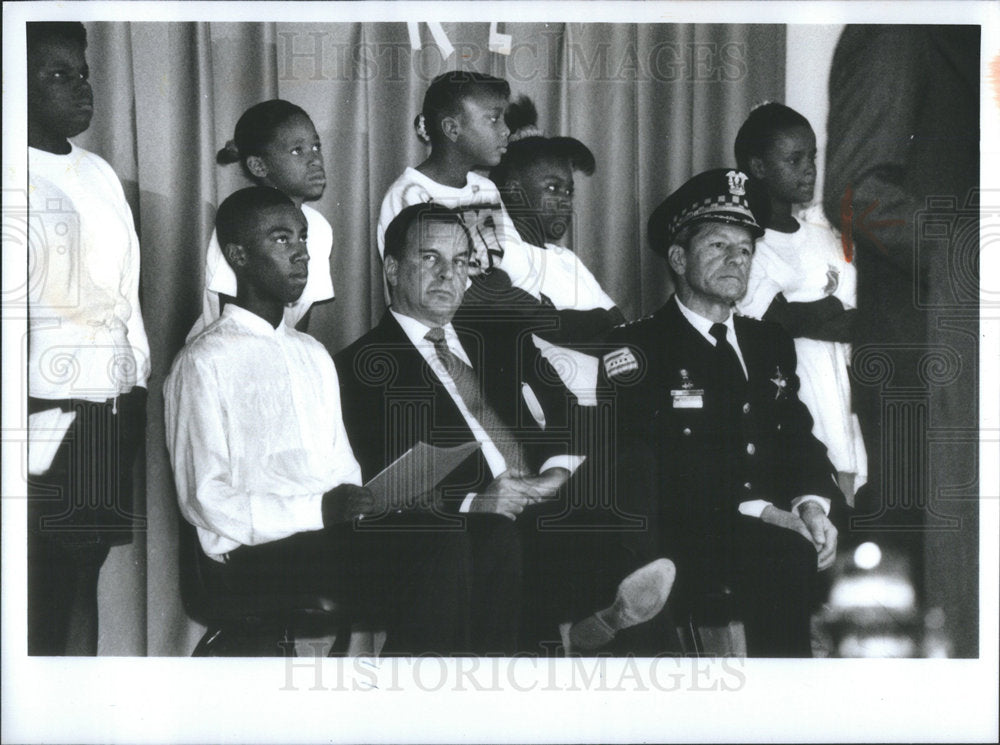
[378,312,477,436]
[375,312,434,387]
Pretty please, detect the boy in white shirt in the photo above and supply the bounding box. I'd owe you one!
[165,187,473,654]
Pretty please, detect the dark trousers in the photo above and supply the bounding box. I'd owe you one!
[516,463,659,652]
[668,516,818,657]
[221,513,522,655]
[27,539,111,656]
[27,390,146,656]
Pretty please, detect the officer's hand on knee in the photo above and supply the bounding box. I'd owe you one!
[761,505,813,544]
[797,502,838,570]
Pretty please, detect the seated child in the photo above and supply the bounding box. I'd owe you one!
[487,96,628,402]
[187,100,334,340]
[489,95,624,330]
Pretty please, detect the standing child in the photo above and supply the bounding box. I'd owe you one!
[26,22,150,655]
[734,102,866,501]
[376,71,549,303]
[187,100,334,339]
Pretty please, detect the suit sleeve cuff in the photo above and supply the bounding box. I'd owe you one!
[540,455,586,475]
[792,495,831,515]
[459,493,477,513]
[738,499,773,519]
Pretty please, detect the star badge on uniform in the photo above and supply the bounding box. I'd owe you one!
[770,366,789,400]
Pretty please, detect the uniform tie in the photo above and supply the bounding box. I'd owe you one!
[425,327,528,476]
[709,322,747,391]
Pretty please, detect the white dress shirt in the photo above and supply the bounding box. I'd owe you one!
[390,310,584,511]
[164,304,362,560]
[674,296,830,519]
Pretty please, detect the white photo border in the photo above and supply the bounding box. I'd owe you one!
[3,2,998,743]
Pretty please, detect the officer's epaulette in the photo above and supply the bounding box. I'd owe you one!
[614,312,654,330]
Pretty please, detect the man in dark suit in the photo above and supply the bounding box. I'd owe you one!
[336,203,675,654]
[601,169,847,656]
[823,26,979,657]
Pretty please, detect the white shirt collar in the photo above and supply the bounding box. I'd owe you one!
[389,308,465,354]
[674,296,747,375]
[674,295,736,346]
[222,303,287,337]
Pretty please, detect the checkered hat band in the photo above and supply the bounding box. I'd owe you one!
[669,195,754,234]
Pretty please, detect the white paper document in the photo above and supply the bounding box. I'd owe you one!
[364,440,480,504]
[27,408,76,476]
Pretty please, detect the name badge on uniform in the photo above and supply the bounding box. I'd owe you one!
[671,368,704,408]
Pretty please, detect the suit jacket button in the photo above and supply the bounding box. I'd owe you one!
[746,443,756,455]
[682,427,692,436]
[742,402,751,414]
[776,423,782,431]
[743,481,752,490]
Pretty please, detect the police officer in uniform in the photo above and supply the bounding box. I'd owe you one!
[600,169,847,656]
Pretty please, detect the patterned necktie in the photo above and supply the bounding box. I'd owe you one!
[709,322,747,392]
[424,327,528,476]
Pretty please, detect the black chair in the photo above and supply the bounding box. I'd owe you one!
[178,518,354,657]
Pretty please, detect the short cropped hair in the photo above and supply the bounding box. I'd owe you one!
[734,102,811,173]
[26,22,87,57]
[383,203,473,263]
[215,186,295,250]
[417,71,511,146]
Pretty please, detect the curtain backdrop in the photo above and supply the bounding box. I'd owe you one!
[74,21,785,656]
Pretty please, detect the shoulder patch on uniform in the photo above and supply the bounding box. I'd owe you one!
[603,347,639,378]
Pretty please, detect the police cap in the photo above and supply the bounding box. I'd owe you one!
[648,168,769,256]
